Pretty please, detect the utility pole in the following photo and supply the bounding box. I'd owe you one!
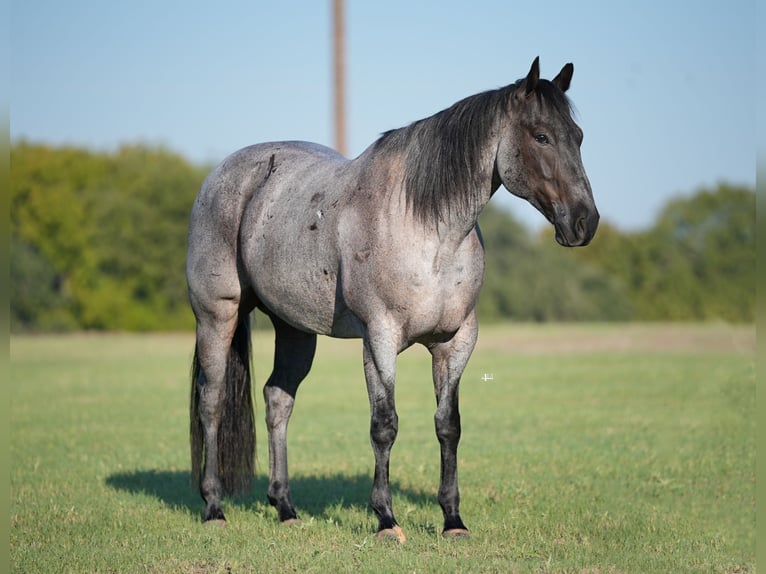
[333,0,347,156]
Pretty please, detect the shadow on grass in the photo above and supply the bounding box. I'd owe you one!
[105,469,435,521]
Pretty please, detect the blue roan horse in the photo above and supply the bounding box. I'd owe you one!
[187,58,598,541]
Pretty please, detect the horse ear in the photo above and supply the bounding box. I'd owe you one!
[524,56,540,96]
[553,63,574,93]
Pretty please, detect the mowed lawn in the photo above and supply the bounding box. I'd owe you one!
[10,323,755,573]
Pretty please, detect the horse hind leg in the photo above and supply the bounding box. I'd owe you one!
[263,315,317,524]
[190,300,255,523]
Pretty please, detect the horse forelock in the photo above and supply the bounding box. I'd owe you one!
[529,79,576,121]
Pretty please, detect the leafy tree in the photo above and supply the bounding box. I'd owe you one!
[9,142,754,331]
[574,184,755,321]
[9,236,77,331]
[10,142,207,331]
[647,184,755,321]
[477,204,633,322]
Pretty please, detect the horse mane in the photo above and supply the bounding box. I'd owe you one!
[373,78,574,225]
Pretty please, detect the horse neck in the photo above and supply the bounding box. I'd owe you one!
[439,160,498,242]
[426,122,503,241]
[396,120,503,240]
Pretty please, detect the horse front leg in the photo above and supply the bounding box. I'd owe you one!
[428,312,478,537]
[362,335,406,543]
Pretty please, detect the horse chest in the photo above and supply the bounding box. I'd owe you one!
[408,259,484,339]
[344,230,485,342]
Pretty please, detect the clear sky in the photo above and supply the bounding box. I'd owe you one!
[11,0,756,231]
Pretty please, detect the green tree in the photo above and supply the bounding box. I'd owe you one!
[10,142,753,330]
[9,237,77,331]
[575,184,755,321]
[11,144,103,329]
[647,184,755,321]
[477,204,633,322]
[82,146,207,329]
[10,142,207,331]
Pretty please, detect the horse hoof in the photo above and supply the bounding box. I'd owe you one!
[281,518,302,527]
[376,525,407,543]
[443,528,470,538]
[204,518,227,527]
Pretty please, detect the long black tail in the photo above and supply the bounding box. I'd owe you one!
[190,318,255,495]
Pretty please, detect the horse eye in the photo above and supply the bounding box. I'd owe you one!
[534,133,550,145]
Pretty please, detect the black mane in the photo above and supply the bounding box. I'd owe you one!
[373,79,574,225]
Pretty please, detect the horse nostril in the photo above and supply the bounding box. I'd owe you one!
[575,215,587,239]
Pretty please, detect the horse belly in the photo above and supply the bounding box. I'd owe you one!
[241,201,351,336]
[248,244,340,334]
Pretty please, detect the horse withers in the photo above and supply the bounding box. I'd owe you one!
[186,57,598,542]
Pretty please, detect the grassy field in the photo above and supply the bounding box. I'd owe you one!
[10,323,755,573]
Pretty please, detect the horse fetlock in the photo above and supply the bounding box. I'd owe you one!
[268,489,298,522]
[201,482,222,504]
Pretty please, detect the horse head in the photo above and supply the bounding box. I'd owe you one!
[496,57,599,247]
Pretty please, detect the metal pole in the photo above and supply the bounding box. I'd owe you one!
[333,0,347,156]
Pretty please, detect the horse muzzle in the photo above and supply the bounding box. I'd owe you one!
[553,204,599,247]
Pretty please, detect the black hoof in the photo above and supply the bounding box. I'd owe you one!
[443,515,468,532]
[203,505,226,523]
[271,500,298,523]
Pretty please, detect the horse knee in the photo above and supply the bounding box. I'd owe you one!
[267,479,290,504]
[434,411,461,444]
[370,412,398,448]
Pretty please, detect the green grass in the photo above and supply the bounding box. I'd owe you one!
[10,324,755,573]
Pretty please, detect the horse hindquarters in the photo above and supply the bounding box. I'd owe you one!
[190,316,255,522]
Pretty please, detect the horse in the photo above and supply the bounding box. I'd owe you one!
[186,57,598,542]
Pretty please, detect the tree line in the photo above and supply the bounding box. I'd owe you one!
[10,142,755,331]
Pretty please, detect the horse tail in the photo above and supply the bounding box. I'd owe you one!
[190,317,255,495]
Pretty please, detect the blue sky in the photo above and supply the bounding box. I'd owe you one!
[11,0,756,231]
